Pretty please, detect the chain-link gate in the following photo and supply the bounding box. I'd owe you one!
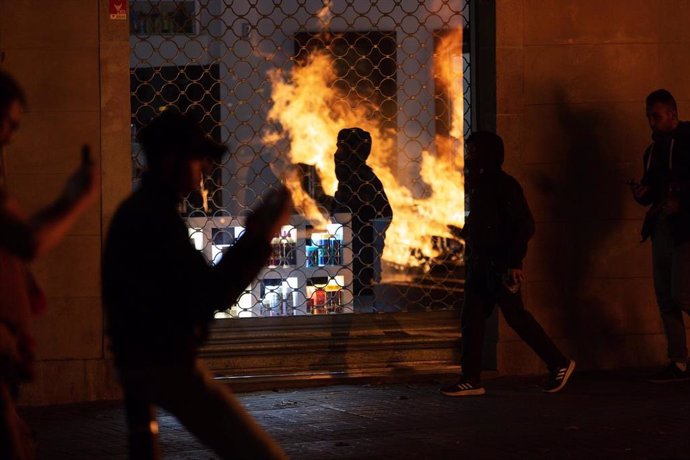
[129,0,470,318]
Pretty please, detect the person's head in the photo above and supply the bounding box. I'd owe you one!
[334,127,371,180]
[465,131,504,175]
[0,70,27,147]
[137,110,227,194]
[646,89,678,134]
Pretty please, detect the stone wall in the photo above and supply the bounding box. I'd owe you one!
[495,0,690,374]
[1,1,128,405]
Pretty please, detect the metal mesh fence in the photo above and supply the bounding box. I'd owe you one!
[129,0,470,318]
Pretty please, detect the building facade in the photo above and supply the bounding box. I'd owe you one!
[0,0,688,405]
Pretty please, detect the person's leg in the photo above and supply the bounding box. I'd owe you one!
[0,383,16,459]
[441,267,493,396]
[652,216,686,363]
[0,382,34,460]
[459,265,495,384]
[123,394,160,460]
[497,287,566,370]
[152,364,286,460]
[497,284,576,392]
[670,238,690,363]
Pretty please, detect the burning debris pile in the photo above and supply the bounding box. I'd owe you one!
[263,30,465,271]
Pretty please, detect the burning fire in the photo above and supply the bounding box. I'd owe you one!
[263,29,465,268]
[283,165,331,230]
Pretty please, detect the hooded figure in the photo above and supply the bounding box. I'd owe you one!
[441,130,574,398]
[332,128,392,298]
[461,131,533,269]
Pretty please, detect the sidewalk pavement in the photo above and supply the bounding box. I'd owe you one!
[21,368,690,459]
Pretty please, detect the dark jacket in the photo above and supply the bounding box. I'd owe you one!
[332,164,393,224]
[462,170,534,270]
[636,121,690,244]
[332,164,392,294]
[102,176,270,368]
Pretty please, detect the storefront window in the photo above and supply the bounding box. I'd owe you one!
[129,0,471,318]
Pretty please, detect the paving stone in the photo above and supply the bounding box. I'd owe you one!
[20,369,690,459]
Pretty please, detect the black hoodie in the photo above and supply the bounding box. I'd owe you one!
[462,169,535,270]
[637,121,690,244]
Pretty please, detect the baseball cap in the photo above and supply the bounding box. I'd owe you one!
[137,110,227,165]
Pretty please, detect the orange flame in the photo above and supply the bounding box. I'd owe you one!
[263,30,465,267]
[283,166,331,230]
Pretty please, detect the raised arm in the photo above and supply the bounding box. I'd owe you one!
[0,146,98,260]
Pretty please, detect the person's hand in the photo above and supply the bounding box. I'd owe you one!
[508,268,524,286]
[61,145,99,208]
[501,268,523,294]
[631,183,650,201]
[245,186,293,242]
[663,198,681,215]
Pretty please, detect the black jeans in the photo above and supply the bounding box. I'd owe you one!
[651,213,690,363]
[461,261,566,383]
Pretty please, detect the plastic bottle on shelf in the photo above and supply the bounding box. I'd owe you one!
[325,283,342,313]
[280,295,287,316]
[329,235,342,265]
[262,288,280,317]
[291,290,300,315]
[287,233,296,265]
[161,12,173,34]
[144,13,154,34]
[280,283,290,316]
[153,12,163,34]
[305,244,318,268]
[312,289,327,315]
[315,233,329,266]
[269,235,281,267]
[280,230,296,267]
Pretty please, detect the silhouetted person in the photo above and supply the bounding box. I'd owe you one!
[441,131,575,397]
[332,128,392,308]
[0,70,98,459]
[102,110,291,459]
[630,89,690,382]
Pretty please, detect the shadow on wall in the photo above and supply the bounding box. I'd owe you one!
[531,89,625,368]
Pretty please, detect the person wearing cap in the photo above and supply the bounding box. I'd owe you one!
[102,110,291,459]
[441,131,575,397]
[1,70,98,459]
[332,127,392,310]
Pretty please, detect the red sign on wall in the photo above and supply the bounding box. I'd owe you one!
[110,0,127,20]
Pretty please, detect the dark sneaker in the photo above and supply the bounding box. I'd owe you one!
[648,362,690,383]
[440,379,486,397]
[544,359,576,393]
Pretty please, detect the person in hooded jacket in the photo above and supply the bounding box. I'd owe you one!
[331,128,393,308]
[630,89,690,383]
[441,131,575,397]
